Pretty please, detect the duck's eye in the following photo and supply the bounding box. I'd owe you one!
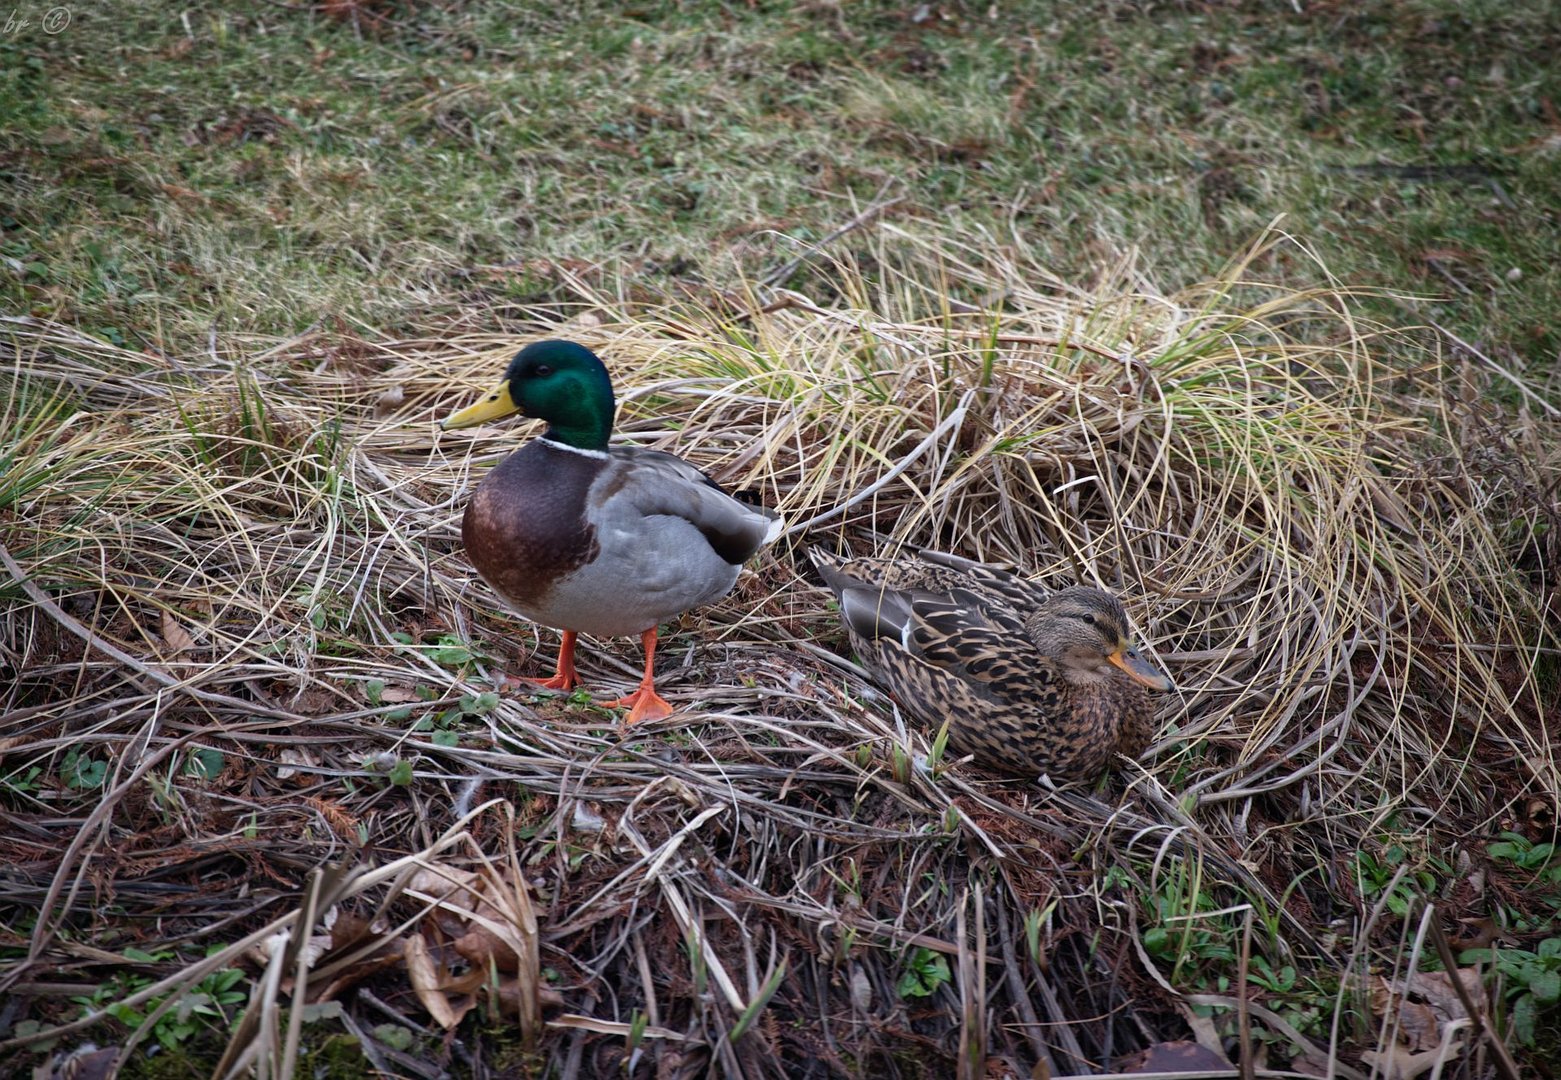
[533,364,554,377]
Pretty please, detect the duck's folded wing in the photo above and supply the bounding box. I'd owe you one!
[916,550,1051,611]
[902,589,1049,692]
[832,581,922,643]
[831,576,1044,690]
[606,447,782,565]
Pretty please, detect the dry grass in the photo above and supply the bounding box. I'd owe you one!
[1,229,1557,1077]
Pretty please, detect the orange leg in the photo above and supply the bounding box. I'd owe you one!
[526,630,581,692]
[596,627,674,726]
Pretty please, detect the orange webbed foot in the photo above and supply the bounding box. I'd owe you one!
[601,627,675,728]
[526,672,579,692]
[512,631,581,693]
[599,686,675,727]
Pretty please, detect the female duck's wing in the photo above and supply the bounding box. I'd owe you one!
[812,549,940,642]
[824,568,1053,697]
[898,588,1054,694]
[914,549,1052,612]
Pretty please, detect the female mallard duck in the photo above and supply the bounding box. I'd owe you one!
[810,548,1172,781]
[441,340,783,725]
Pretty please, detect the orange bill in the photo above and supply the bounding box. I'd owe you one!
[1109,644,1173,691]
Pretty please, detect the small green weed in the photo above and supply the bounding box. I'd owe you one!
[71,950,248,1052]
[427,634,489,668]
[1353,839,1450,918]
[1463,939,1561,1049]
[413,690,500,747]
[1131,859,1335,1057]
[2,764,43,796]
[896,947,951,999]
[1488,832,1561,885]
[390,631,492,672]
[372,1024,416,1051]
[1468,831,1561,1047]
[60,748,107,791]
[184,748,224,780]
[625,1008,648,1057]
[1486,832,1561,935]
[1140,863,1237,987]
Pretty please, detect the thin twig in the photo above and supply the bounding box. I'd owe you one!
[758,182,903,288]
[1432,320,1561,418]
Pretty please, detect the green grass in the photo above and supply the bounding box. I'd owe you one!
[2,0,1557,378]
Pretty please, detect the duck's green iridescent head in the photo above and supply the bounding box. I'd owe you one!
[440,339,616,450]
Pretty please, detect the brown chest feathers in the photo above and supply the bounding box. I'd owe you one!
[993,673,1154,779]
[461,441,602,611]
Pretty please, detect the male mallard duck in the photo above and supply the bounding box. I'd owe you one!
[442,340,783,724]
[810,548,1172,780]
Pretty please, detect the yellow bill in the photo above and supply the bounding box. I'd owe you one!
[440,379,521,429]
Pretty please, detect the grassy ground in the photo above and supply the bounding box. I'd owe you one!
[3,1,1558,377]
[3,2,1561,1078]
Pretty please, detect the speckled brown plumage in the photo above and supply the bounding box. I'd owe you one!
[811,547,1172,781]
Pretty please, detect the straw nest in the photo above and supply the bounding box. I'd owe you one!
[2,228,1557,1077]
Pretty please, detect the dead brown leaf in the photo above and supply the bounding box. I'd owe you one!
[306,921,405,1005]
[1371,975,1434,1050]
[1360,1041,1464,1080]
[1370,972,1467,1053]
[1115,1039,1233,1073]
[405,934,470,1029]
[275,746,320,782]
[408,865,536,972]
[373,384,406,418]
[1524,797,1555,833]
[1448,915,1498,953]
[1409,967,1482,1023]
[247,928,332,982]
[160,610,197,656]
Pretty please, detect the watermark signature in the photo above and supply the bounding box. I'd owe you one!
[4,6,71,36]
